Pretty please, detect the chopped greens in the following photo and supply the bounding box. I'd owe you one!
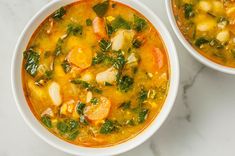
[76,102,86,115]
[35,70,53,86]
[195,37,209,48]
[23,49,40,77]
[133,15,147,32]
[93,0,109,17]
[184,4,194,19]
[90,97,98,105]
[111,16,131,31]
[100,120,115,134]
[86,18,92,26]
[119,101,131,110]
[53,7,66,20]
[104,82,113,86]
[99,39,112,52]
[113,52,126,70]
[106,23,114,36]
[118,75,134,92]
[71,79,102,94]
[138,109,149,123]
[68,130,79,140]
[133,39,142,48]
[54,38,63,56]
[67,23,83,36]
[138,88,148,104]
[57,122,68,134]
[41,115,52,128]
[61,60,71,73]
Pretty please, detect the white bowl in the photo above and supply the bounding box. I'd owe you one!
[165,0,235,75]
[11,0,179,155]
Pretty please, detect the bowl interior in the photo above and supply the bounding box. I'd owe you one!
[11,0,179,155]
[165,0,235,75]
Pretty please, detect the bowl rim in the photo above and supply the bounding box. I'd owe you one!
[11,0,180,155]
[165,0,235,75]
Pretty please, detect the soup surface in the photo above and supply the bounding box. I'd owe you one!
[22,0,169,147]
[173,0,235,67]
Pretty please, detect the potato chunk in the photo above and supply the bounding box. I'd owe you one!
[198,1,212,12]
[216,30,230,43]
[111,30,136,51]
[48,82,62,106]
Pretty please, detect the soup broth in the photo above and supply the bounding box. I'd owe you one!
[173,0,235,67]
[22,0,169,147]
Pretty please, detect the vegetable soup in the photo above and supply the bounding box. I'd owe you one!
[173,0,235,67]
[22,0,169,147]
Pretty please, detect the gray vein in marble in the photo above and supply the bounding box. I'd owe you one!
[181,66,206,122]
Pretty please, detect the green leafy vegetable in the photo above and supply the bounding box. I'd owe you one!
[86,18,92,26]
[61,60,71,73]
[66,119,79,132]
[118,75,134,92]
[133,39,142,48]
[57,122,68,134]
[76,102,86,115]
[104,82,113,86]
[209,39,224,49]
[35,70,53,86]
[67,23,83,36]
[23,49,40,77]
[41,115,52,128]
[106,23,114,36]
[119,101,131,110]
[111,16,131,31]
[100,120,115,134]
[99,39,112,52]
[54,38,63,56]
[90,97,98,105]
[138,88,148,104]
[138,109,149,123]
[113,52,126,70]
[184,4,194,19]
[79,115,89,125]
[53,7,66,20]
[71,79,102,94]
[57,119,79,134]
[133,15,147,32]
[195,37,209,48]
[68,130,79,140]
[93,0,109,17]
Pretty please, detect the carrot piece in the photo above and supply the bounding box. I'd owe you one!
[152,47,165,70]
[93,17,108,40]
[67,46,92,70]
[85,96,111,121]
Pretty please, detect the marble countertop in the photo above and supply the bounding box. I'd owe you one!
[1,0,235,155]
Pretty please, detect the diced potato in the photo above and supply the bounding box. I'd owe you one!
[67,46,92,69]
[197,19,216,31]
[198,1,212,12]
[93,17,108,40]
[60,103,68,115]
[86,91,93,103]
[48,82,62,106]
[96,67,118,84]
[212,1,224,14]
[111,30,136,51]
[85,96,111,121]
[216,29,230,42]
[41,108,54,117]
[60,100,75,115]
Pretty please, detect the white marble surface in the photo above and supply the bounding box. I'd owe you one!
[1,0,235,155]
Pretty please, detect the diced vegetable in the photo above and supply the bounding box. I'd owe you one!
[111,30,135,51]
[99,39,112,52]
[23,49,40,77]
[111,16,131,31]
[71,79,102,94]
[92,1,109,18]
[113,52,126,70]
[67,46,92,69]
[90,97,99,105]
[85,96,111,121]
[86,18,92,26]
[86,91,93,103]
[195,37,209,47]
[41,108,54,117]
[198,1,212,12]
[54,38,63,56]
[93,17,108,40]
[184,3,195,19]
[216,30,230,43]
[119,101,131,110]
[76,102,86,115]
[152,47,165,70]
[48,82,62,106]
[138,88,148,104]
